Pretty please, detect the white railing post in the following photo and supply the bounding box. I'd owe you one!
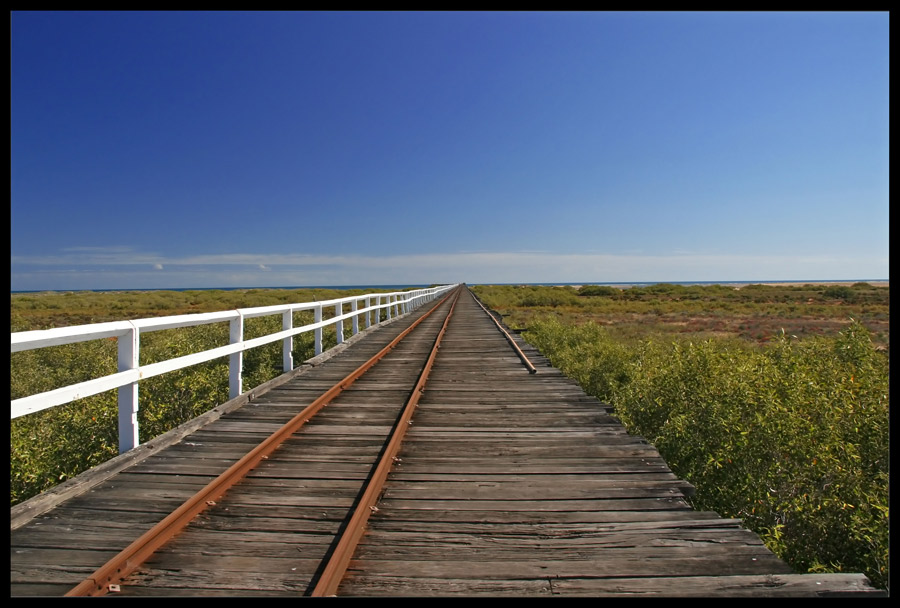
[334,303,344,345]
[117,322,139,453]
[229,313,243,398]
[386,296,392,321]
[282,310,293,372]
[365,297,372,328]
[351,300,359,336]
[314,304,323,356]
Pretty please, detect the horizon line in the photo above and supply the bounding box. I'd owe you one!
[10,278,889,294]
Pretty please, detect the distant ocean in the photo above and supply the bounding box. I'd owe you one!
[497,280,889,288]
[10,284,429,294]
[10,280,888,295]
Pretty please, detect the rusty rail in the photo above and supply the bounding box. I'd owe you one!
[311,286,461,596]
[470,291,537,374]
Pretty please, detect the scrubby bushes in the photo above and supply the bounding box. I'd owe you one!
[823,285,856,301]
[577,285,620,297]
[472,283,890,351]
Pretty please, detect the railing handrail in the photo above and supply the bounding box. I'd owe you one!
[11,284,458,452]
[10,289,438,350]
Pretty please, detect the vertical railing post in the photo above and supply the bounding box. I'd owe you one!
[351,299,359,336]
[386,296,392,321]
[230,313,243,399]
[393,295,399,317]
[365,296,372,328]
[117,323,139,453]
[282,310,293,372]
[335,303,344,345]
[314,304,323,356]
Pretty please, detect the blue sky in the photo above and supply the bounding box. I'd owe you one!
[11,11,889,291]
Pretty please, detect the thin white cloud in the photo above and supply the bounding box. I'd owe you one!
[9,248,889,291]
[60,246,136,253]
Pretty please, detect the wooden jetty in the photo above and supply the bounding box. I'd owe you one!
[10,287,885,596]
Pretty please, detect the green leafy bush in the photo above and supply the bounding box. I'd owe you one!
[823,285,856,301]
[577,285,620,297]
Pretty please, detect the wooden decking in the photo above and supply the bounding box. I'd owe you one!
[9,287,885,597]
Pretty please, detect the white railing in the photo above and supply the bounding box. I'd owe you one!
[11,284,458,453]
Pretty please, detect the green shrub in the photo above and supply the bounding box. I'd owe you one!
[578,285,620,297]
[822,285,855,300]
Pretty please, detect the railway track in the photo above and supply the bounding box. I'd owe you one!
[61,284,531,596]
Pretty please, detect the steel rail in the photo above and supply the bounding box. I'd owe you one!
[311,286,462,596]
[470,289,538,374]
[64,287,460,597]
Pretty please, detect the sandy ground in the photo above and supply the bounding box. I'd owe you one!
[729,281,889,287]
[728,281,887,289]
[563,281,888,290]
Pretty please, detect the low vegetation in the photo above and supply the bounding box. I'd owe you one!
[474,282,889,349]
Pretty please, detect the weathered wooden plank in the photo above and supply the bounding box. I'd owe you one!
[115,585,305,596]
[337,573,886,597]
[379,480,693,500]
[375,497,693,512]
[190,511,345,532]
[382,462,675,474]
[342,556,795,579]
[10,583,79,596]
[349,544,786,563]
[133,552,317,573]
[353,527,776,549]
[146,534,334,558]
[365,516,744,535]
[119,562,318,594]
[367,508,720,525]
[339,574,557,596]
[550,573,888,597]
[10,547,120,571]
